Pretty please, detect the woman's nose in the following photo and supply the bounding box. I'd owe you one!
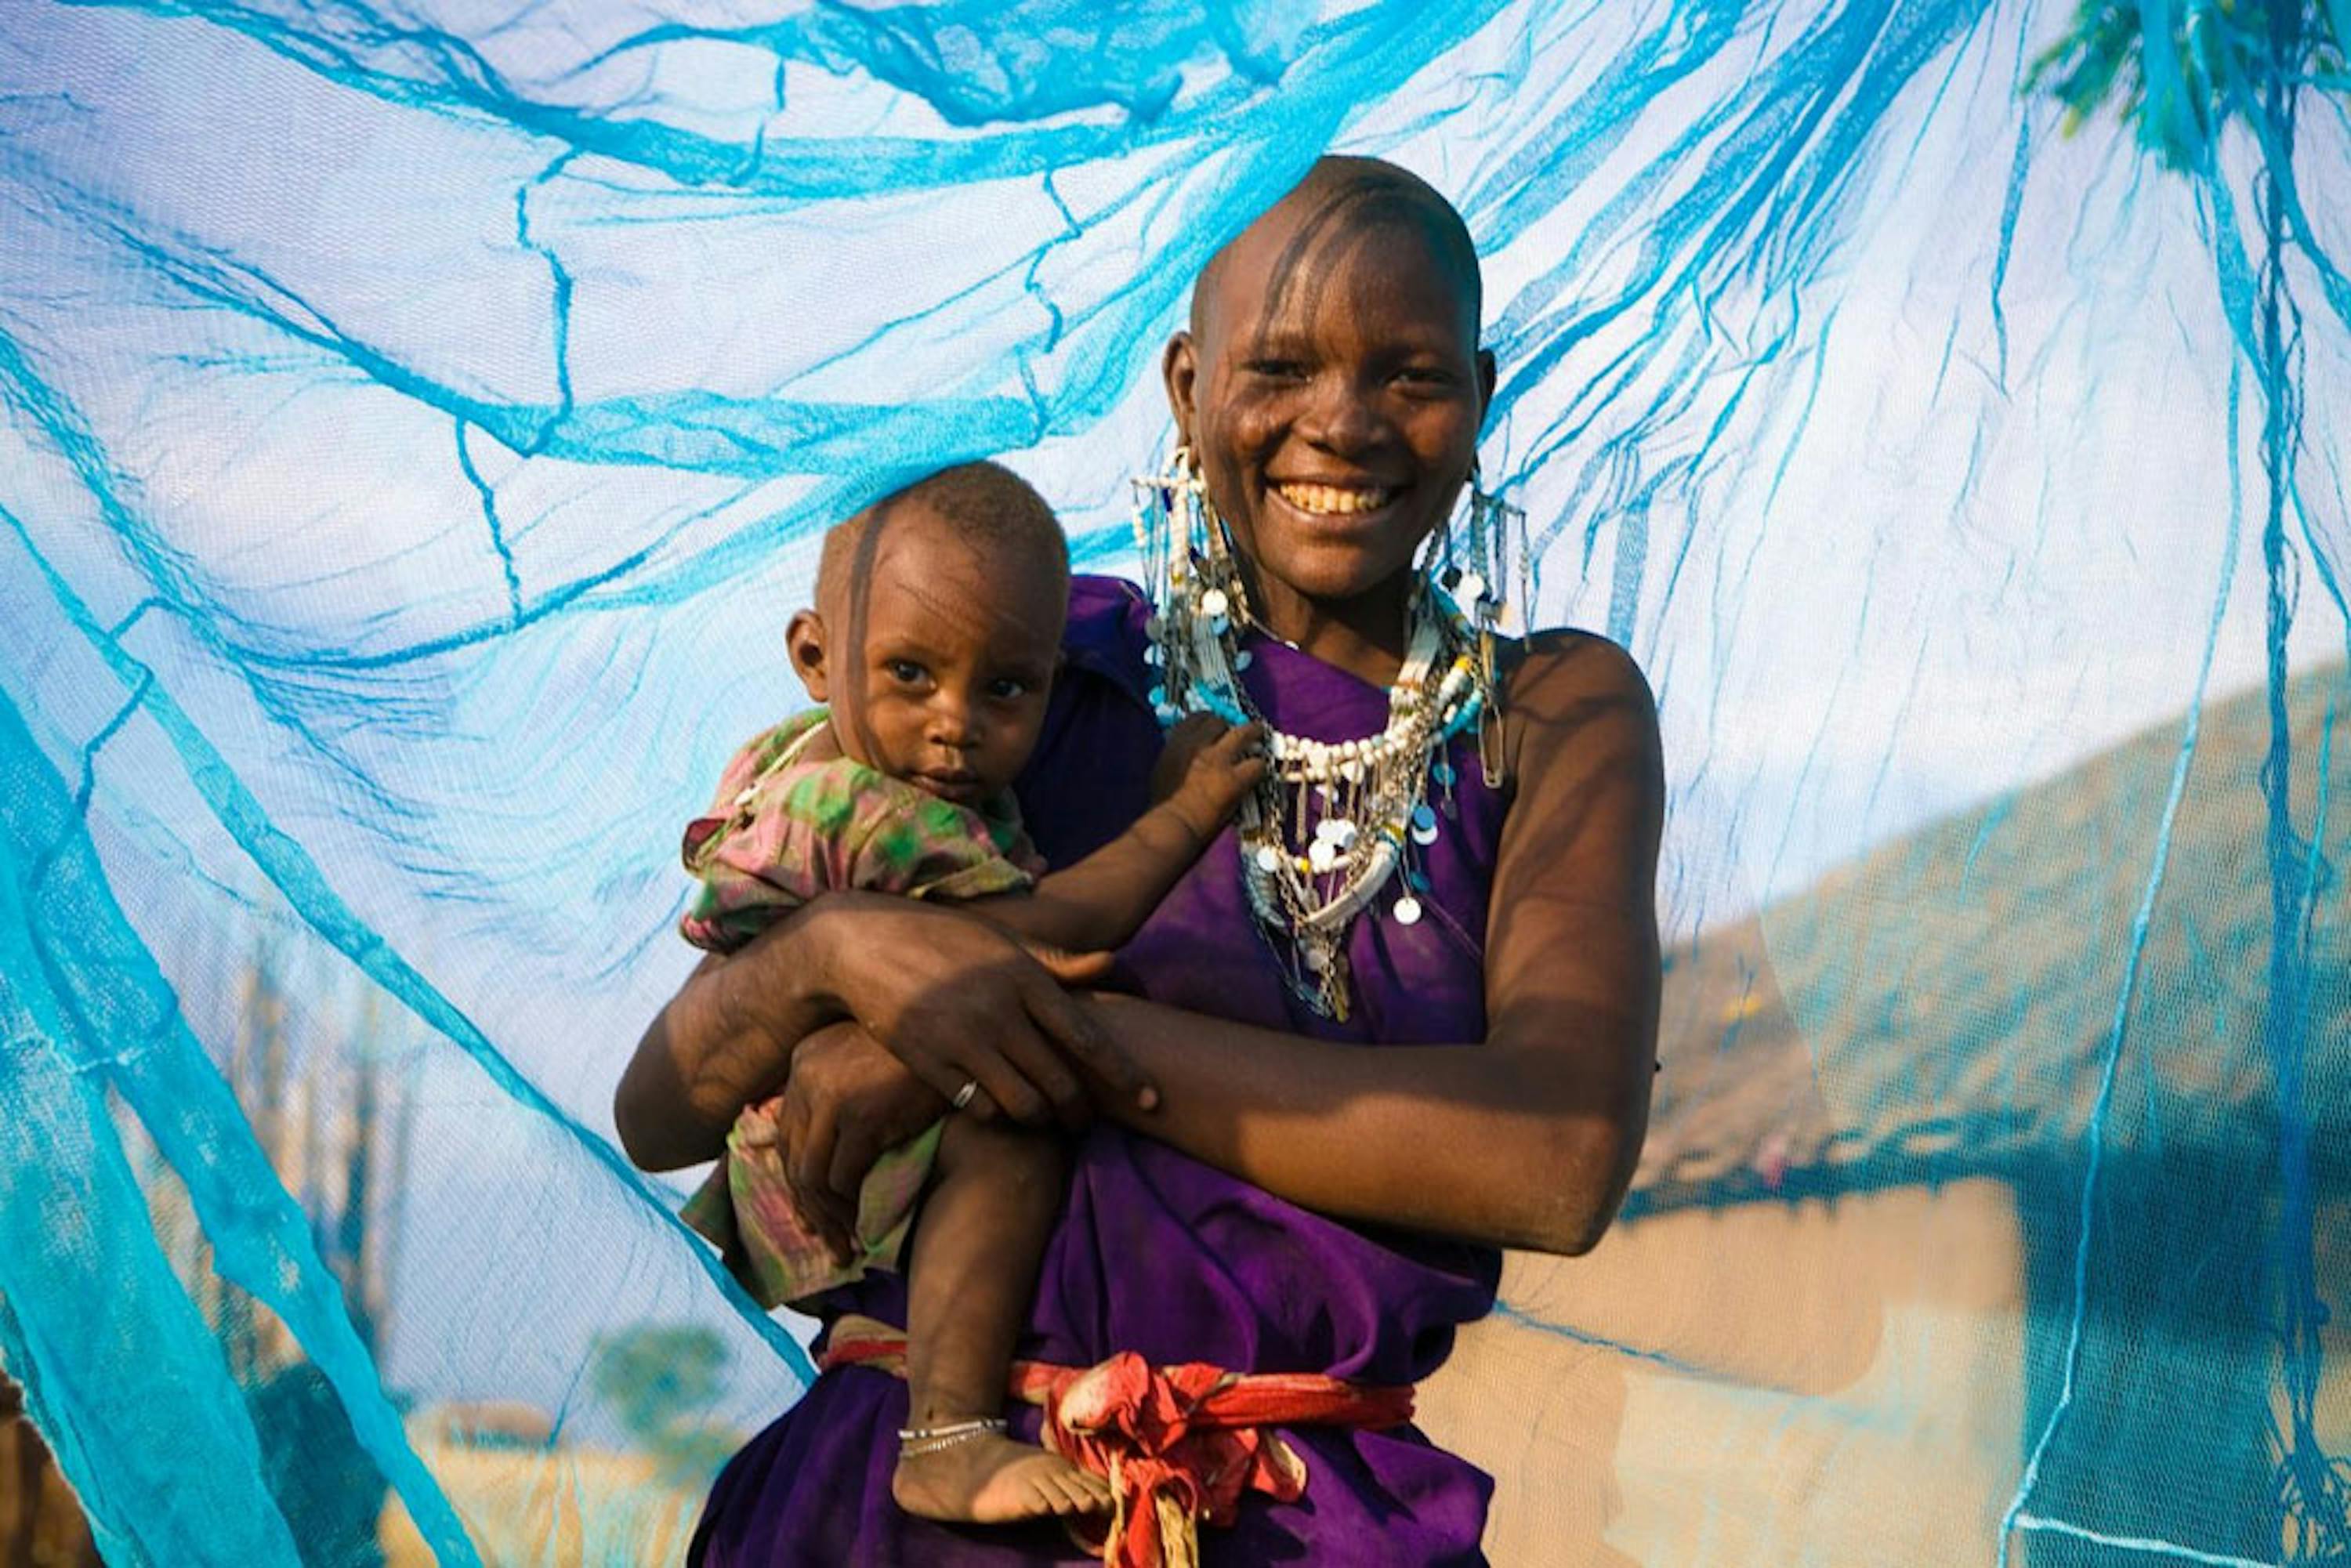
[1297,371,1384,453]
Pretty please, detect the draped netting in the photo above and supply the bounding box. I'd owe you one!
[2,1,2346,1563]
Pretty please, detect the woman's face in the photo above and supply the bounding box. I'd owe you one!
[1164,201,1494,614]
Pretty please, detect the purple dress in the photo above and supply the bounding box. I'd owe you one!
[689,578,1508,1566]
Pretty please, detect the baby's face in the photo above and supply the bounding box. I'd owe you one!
[814,508,1067,806]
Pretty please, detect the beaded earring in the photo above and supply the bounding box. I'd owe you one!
[1422,462,1529,786]
[1132,443,1254,726]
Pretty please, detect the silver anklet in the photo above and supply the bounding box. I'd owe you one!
[897,1416,1006,1456]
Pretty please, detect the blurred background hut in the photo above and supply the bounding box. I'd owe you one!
[1424,661,2351,1564]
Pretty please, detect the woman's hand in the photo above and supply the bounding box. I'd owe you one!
[755,1020,945,1264]
[617,891,1148,1174]
[813,893,1154,1129]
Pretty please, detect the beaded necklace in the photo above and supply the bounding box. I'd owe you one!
[1133,465,1495,1020]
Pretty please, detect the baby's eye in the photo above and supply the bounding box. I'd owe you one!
[985,676,1031,701]
[886,659,928,685]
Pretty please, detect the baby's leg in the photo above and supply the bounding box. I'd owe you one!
[890,1115,1110,1524]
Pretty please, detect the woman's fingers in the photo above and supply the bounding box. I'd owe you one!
[784,1092,855,1264]
[896,995,1071,1128]
[963,1039,1054,1128]
[822,901,1148,1121]
[1023,976,1158,1111]
[825,1120,881,1211]
[985,1019,1090,1129]
[785,1091,832,1207]
[888,1034,1005,1114]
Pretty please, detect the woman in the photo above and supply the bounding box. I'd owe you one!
[617,155,1664,1565]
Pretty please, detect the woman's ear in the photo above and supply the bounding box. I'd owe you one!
[1161,331,1198,450]
[1476,347,1498,430]
[785,609,830,704]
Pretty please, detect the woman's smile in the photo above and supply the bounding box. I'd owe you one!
[1268,480,1404,517]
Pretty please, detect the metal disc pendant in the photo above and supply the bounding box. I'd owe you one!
[1410,803,1440,846]
[1255,844,1283,872]
[1393,895,1424,926]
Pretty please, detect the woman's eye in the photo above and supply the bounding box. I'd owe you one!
[1244,358,1307,380]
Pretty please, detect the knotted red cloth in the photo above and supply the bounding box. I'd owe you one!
[820,1315,1415,1567]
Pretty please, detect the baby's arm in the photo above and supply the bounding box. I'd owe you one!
[978,716,1262,954]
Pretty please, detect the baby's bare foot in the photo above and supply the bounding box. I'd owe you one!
[892,1432,1112,1523]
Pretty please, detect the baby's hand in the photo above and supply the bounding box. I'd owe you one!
[1151,715,1266,842]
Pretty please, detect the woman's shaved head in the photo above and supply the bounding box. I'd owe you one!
[1190,156,1483,342]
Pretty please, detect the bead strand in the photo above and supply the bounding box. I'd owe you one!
[1132,494,1493,1017]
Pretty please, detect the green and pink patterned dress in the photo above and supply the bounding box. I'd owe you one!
[677,708,1047,1308]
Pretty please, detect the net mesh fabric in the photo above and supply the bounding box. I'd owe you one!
[2,1,2347,1563]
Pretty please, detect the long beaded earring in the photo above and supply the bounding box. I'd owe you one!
[1425,462,1527,786]
[1132,442,1250,728]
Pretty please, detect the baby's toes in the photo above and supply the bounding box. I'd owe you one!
[1044,1468,1110,1515]
[1025,1471,1080,1516]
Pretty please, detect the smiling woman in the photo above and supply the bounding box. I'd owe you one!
[1167,159,1496,658]
[619,154,1663,1566]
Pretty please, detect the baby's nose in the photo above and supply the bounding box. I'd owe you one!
[928,695,980,744]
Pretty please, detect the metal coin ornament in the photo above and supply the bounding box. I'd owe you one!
[1130,442,1511,1019]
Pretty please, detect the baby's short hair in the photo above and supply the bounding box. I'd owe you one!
[817,460,1068,610]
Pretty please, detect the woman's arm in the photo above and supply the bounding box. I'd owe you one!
[1070,631,1662,1255]
[614,910,834,1171]
[614,892,1154,1171]
[640,633,1661,1255]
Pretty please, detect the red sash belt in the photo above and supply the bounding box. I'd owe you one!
[820,1315,1415,1567]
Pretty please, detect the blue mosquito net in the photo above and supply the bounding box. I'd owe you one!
[3,0,2346,1563]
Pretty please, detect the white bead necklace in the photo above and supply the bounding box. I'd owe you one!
[1133,472,1493,1019]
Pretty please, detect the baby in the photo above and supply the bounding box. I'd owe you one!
[676,461,1261,1524]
